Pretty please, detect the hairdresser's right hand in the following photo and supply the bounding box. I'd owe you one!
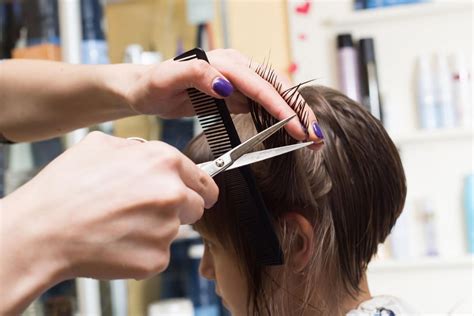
[1,131,218,285]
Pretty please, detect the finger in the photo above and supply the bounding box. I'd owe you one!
[226,91,250,114]
[166,59,235,99]
[145,141,219,209]
[179,188,206,224]
[277,80,324,143]
[212,62,308,141]
[176,153,219,209]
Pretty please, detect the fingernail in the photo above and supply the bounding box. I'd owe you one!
[312,121,324,139]
[212,77,234,97]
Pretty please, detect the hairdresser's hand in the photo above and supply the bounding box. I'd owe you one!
[126,48,322,143]
[0,132,218,314]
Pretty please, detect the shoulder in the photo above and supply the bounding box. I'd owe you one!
[346,295,417,316]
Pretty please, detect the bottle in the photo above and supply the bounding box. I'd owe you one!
[435,54,456,128]
[416,55,438,129]
[81,0,109,65]
[464,174,474,254]
[417,199,438,257]
[337,33,361,103]
[13,0,61,60]
[366,0,384,9]
[451,52,472,128]
[358,38,383,122]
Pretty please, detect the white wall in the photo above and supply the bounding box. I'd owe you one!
[287,0,473,314]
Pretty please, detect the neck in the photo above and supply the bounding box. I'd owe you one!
[341,274,371,313]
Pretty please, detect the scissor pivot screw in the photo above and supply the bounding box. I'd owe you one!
[215,158,225,167]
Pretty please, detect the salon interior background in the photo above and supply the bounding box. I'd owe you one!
[0,0,472,315]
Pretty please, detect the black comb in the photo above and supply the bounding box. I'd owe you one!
[174,48,283,265]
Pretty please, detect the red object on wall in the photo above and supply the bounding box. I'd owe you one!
[295,1,311,15]
[288,62,298,74]
[298,33,307,41]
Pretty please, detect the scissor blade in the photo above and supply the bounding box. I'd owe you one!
[225,141,313,171]
[229,114,297,161]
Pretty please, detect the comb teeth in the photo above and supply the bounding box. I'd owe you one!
[175,48,283,266]
[187,88,233,156]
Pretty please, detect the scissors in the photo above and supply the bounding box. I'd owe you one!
[197,114,313,177]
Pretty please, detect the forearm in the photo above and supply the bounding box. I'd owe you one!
[0,195,68,315]
[0,60,145,142]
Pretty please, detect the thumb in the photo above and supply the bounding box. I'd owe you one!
[175,59,234,99]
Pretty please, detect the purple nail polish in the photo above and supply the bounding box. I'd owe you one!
[212,78,234,97]
[312,121,324,139]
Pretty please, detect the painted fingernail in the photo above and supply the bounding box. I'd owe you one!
[212,77,234,97]
[312,121,324,139]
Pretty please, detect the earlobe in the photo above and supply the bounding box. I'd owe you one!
[281,213,314,272]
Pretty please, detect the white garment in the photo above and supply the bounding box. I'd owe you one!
[347,295,416,316]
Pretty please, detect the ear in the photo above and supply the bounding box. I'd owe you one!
[281,212,314,272]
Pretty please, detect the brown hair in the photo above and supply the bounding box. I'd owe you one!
[184,85,406,315]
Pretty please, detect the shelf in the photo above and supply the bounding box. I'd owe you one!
[368,255,474,271]
[323,2,472,27]
[390,128,473,145]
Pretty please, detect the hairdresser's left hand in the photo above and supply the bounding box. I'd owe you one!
[126,49,322,143]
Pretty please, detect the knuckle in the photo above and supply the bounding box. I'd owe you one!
[135,250,170,278]
[182,199,205,224]
[168,217,181,239]
[85,131,107,142]
[146,142,182,170]
[225,48,239,57]
[155,216,181,241]
[160,152,181,170]
[225,48,247,63]
[191,59,209,79]
[151,249,171,274]
[152,186,187,210]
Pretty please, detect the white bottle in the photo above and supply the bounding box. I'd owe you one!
[416,55,438,129]
[337,34,362,103]
[451,52,472,128]
[417,199,438,257]
[435,54,456,128]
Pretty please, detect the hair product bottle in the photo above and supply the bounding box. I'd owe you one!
[337,33,361,103]
[81,0,109,65]
[358,38,383,122]
[416,55,438,129]
[464,174,474,254]
[451,52,472,128]
[435,54,456,128]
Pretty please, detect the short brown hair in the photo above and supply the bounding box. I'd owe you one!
[185,85,406,315]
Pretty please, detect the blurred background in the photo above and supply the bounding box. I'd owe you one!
[0,0,472,315]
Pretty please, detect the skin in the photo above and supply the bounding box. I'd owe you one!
[198,213,372,315]
[0,48,322,315]
[0,49,321,142]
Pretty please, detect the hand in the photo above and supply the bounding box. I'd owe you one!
[0,132,218,314]
[126,48,322,143]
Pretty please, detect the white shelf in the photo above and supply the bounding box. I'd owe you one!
[369,255,474,271]
[390,128,473,145]
[324,2,472,27]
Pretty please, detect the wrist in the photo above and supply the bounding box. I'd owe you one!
[0,195,68,314]
[99,63,149,117]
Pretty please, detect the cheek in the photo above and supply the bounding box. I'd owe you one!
[214,253,248,314]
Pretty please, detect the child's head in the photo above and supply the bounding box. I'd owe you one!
[185,85,406,315]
